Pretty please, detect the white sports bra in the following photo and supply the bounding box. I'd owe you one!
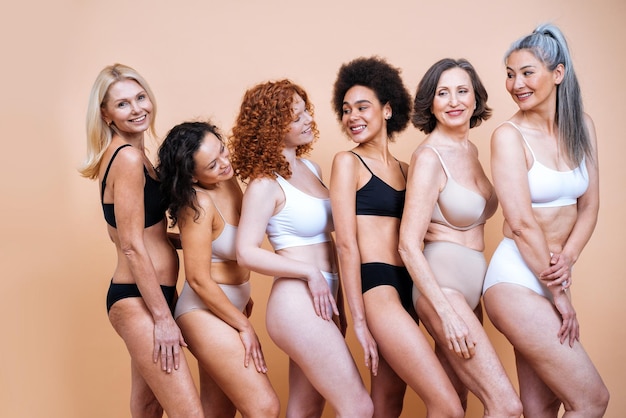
[266,159,334,251]
[505,121,589,208]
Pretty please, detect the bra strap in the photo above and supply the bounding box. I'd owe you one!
[349,151,374,175]
[502,121,537,163]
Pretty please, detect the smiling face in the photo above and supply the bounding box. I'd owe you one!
[341,85,391,143]
[505,49,563,111]
[192,132,233,188]
[101,79,153,137]
[431,67,475,130]
[283,93,314,148]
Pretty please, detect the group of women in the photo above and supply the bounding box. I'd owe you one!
[80,23,609,417]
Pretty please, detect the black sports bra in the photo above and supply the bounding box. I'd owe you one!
[352,151,406,219]
[101,144,166,228]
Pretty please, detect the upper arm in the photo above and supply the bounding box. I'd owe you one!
[179,193,216,284]
[490,124,535,230]
[329,152,359,249]
[110,148,149,248]
[399,147,445,248]
[236,178,281,258]
[578,114,600,214]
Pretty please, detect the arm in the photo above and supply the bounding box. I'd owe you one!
[398,147,475,359]
[112,148,183,373]
[179,192,267,372]
[236,177,337,320]
[540,115,600,285]
[329,151,379,374]
[491,124,578,345]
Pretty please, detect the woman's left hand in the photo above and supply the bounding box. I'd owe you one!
[239,326,268,373]
[540,252,573,289]
[307,271,339,321]
[441,310,476,359]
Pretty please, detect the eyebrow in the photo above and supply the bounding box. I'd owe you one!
[343,99,373,106]
[506,64,535,71]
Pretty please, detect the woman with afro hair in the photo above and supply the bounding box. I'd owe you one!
[329,56,464,417]
[230,79,373,417]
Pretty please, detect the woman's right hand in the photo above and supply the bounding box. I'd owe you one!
[239,325,268,373]
[441,310,476,359]
[353,320,379,376]
[552,289,579,347]
[153,316,187,373]
[306,270,339,321]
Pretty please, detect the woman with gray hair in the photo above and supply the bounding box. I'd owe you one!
[482,24,609,416]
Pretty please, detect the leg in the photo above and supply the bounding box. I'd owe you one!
[286,359,325,418]
[198,366,236,418]
[364,286,464,418]
[130,361,163,418]
[266,278,374,418]
[109,298,203,418]
[370,355,406,418]
[484,284,609,417]
[434,344,468,411]
[177,309,280,418]
[416,290,522,417]
[515,349,560,418]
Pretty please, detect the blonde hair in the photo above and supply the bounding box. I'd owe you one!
[78,64,157,179]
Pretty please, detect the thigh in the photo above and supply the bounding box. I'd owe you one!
[198,366,237,418]
[370,355,406,418]
[266,279,367,405]
[109,298,202,418]
[177,309,277,414]
[364,286,458,407]
[286,358,325,418]
[484,284,605,408]
[417,290,518,408]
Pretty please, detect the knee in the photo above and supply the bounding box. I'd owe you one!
[580,384,610,417]
[497,397,523,418]
[255,394,281,418]
[130,395,162,418]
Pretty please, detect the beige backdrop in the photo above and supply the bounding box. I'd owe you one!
[1,1,623,416]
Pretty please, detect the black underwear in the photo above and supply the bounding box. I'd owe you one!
[106,281,176,314]
[361,262,414,312]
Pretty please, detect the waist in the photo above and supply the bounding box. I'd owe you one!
[209,261,250,285]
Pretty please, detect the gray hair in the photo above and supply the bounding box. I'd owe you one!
[506,23,591,165]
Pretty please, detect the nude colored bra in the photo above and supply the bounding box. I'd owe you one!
[426,145,498,231]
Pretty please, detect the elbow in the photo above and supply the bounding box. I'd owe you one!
[236,247,253,270]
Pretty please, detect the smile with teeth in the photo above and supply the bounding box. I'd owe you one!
[350,125,366,133]
[130,115,147,122]
[516,92,532,99]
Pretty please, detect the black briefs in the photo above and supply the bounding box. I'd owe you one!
[106,280,176,314]
[361,262,414,312]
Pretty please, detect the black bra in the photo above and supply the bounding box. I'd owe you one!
[101,144,166,228]
[352,151,406,219]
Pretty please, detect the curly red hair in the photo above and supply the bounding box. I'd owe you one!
[229,79,319,182]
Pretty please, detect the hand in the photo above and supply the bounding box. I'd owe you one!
[306,271,339,321]
[239,326,268,373]
[353,321,379,376]
[244,297,254,318]
[552,290,580,347]
[441,311,476,359]
[153,317,187,373]
[540,253,573,289]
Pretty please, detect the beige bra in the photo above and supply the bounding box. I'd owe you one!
[426,145,497,231]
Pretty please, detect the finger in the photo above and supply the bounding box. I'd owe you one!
[160,345,168,371]
[153,343,160,364]
[371,351,379,376]
[312,296,321,317]
[166,345,174,373]
[173,343,181,371]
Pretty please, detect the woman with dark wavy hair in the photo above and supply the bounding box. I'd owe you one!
[231,79,373,418]
[399,58,522,416]
[330,56,463,417]
[482,23,609,416]
[157,121,279,418]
